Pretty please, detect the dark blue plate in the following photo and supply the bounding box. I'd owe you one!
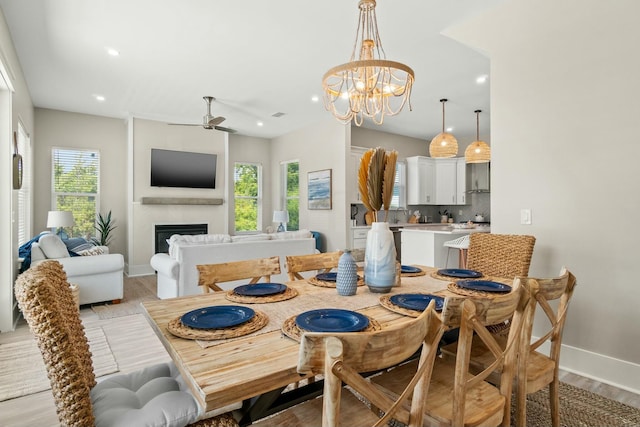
[401,265,423,274]
[234,283,287,296]
[456,280,511,293]
[316,272,337,282]
[390,294,444,312]
[437,268,482,279]
[295,309,369,333]
[181,306,255,329]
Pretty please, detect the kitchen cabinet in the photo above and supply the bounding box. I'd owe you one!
[456,158,467,205]
[435,159,457,205]
[406,156,435,205]
[351,227,369,250]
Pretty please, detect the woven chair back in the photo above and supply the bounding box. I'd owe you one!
[285,251,342,281]
[467,233,536,278]
[14,261,96,426]
[197,256,281,293]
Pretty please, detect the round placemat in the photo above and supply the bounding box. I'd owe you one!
[167,309,269,341]
[401,269,427,277]
[430,271,488,282]
[379,294,428,317]
[307,276,365,288]
[281,314,381,341]
[225,286,298,304]
[446,282,511,298]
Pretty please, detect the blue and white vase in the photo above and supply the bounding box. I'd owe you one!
[364,222,397,293]
[337,249,358,296]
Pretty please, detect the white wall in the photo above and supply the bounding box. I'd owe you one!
[271,118,349,252]
[447,0,640,392]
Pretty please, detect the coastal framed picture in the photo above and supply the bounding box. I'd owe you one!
[308,169,332,210]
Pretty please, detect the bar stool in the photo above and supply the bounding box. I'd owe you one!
[444,234,470,268]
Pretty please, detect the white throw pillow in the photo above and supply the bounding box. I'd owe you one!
[231,234,272,242]
[38,234,70,259]
[271,229,312,240]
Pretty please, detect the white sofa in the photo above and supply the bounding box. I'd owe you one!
[150,230,317,299]
[30,234,125,305]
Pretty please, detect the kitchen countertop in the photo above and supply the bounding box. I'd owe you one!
[352,222,490,234]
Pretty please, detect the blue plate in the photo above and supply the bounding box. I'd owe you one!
[437,268,482,279]
[456,280,512,293]
[316,272,337,282]
[181,306,255,329]
[401,265,423,274]
[390,294,444,312]
[234,283,287,296]
[295,309,369,333]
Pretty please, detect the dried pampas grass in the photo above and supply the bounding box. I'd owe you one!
[357,147,398,222]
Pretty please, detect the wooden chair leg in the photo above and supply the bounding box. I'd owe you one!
[550,379,560,427]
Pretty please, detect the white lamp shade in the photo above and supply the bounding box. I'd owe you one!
[47,210,75,228]
[273,210,289,224]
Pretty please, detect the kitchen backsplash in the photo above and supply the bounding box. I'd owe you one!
[350,192,490,226]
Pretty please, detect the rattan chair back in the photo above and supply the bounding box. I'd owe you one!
[14,261,96,426]
[467,233,536,278]
[197,256,281,293]
[285,251,343,281]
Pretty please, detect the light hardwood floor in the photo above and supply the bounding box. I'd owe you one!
[0,275,638,426]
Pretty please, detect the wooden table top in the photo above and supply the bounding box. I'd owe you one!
[141,266,450,412]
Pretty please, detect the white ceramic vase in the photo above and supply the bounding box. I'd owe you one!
[364,222,397,293]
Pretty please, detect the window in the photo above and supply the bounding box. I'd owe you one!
[281,161,299,231]
[234,162,262,232]
[391,160,406,209]
[17,122,31,244]
[51,148,100,238]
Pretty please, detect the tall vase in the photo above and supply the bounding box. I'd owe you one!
[364,222,397,293]
[336,249,358,296]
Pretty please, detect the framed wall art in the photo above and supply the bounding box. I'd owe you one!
[308,169,332,210]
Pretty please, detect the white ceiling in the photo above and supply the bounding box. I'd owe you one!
[0,0,505,140]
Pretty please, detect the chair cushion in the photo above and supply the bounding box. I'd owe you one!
[91,363,201,427]
[38,234,70,259]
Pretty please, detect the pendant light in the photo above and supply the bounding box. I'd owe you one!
[429,99,458,158]
[465,109,491,163]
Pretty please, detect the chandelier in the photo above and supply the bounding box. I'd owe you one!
[429,98,458,158]
[465,109,491,163]
[322,0,414,126]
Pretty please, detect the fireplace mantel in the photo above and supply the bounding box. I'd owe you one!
[141,197,223,205]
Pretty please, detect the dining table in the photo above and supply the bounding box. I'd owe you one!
[140,265,503,425]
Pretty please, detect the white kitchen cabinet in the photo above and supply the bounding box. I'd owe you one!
[406,156,435,205]
[435,159,457,205]
[351,227,370,250]
[456,158,467,205]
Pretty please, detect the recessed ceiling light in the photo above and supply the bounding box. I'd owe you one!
[311,95,319,103]
[476,74,488,84]
[106,48,120,57]
[94,95,105,102]
[257,121,264,127]
[446,127,453,132]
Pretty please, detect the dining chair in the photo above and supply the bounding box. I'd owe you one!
[251,302,446,427]
[14,260,239,427]
[285,251,343,281]
[441,267,577,427]
[197,255,281,293]
[466,233,536,278]
[371,278,530,427]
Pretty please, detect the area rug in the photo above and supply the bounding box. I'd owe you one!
[516,381,640,427]
[91,281,158,319]
[0,327,118,401]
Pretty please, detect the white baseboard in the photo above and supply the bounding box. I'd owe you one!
[126,263,155,277]
[537,338,640,395]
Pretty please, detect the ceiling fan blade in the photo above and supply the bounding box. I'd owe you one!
[214,125,237,133]
[207,116,226,126]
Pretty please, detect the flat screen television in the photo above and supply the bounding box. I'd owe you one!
[150,148,217,189]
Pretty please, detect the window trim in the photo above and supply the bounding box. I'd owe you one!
[280,160,299,231]
[233,161,263,233]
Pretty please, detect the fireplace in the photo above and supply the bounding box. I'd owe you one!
[155,223,208,254]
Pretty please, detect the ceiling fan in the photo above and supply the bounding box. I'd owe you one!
[168,96,237,133]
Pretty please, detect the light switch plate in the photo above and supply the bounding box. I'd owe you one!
[520,209,532,225]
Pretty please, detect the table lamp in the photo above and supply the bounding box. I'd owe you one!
[273,210,289,232]
[47,210,75,237]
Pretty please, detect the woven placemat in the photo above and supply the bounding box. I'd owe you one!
[379,294,426,317]
[224,286,298,304]
[167,309,269,341]
[446,282,512,298]
[430,271,487,281]
[307,276,365,288]
[281,314,382,342]
[401,269,427,277]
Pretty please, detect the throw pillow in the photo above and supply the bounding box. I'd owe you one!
[78,246,106,256]
[38,234,71,259]
[63,237,96,253]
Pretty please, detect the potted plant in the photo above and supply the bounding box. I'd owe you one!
[93,210,116,247]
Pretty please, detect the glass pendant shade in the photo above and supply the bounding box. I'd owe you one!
[322,0,414,126]
[465,109,491,163]
[429,99,458,158]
